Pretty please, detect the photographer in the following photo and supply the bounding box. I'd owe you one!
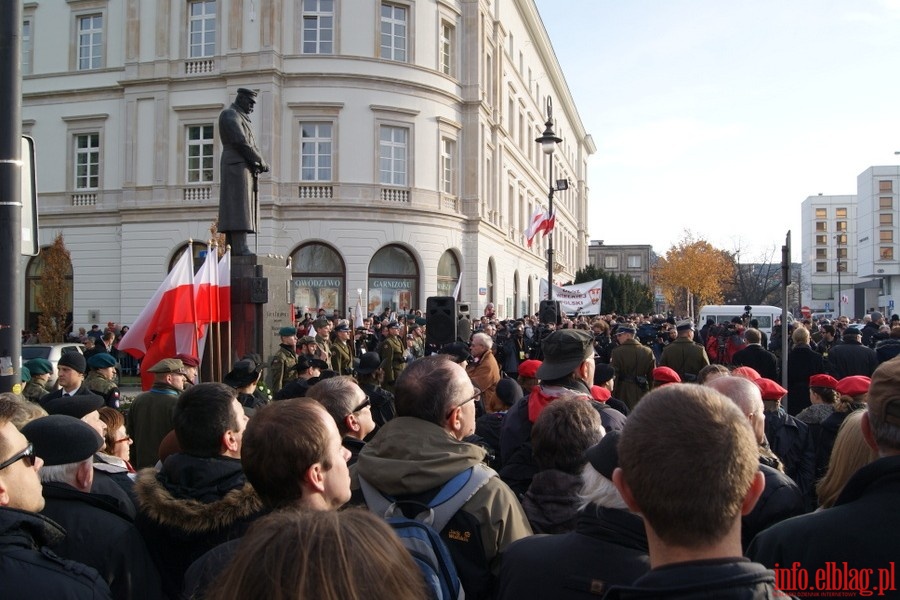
[497,321,532,379]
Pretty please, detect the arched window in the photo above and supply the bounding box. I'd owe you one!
[437,250,460,298]
[486,258,495,305]
[169,241,209,273]
[368,245,419,314]
[25,250,74,334]
[291,242,346,318]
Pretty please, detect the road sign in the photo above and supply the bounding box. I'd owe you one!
[801,306,811,317]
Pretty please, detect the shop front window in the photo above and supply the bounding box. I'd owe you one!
[368,245,419,315]
[291,242,345,317]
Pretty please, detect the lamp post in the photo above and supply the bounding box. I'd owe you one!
[534,97,565,301]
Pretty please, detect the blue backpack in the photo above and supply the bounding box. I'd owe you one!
[359,465,494,600]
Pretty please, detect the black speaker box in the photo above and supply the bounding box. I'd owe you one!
[426,296,457,347]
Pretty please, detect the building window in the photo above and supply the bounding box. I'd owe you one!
[189,1,216,58]
[835,208,847,218]
[186,124,214,183]
[74,133,100,190]
[77,14,103,70]
[439,21,454,75]
[437,250,460,297]
[22,19,33,75]
[302,0,334,54]
[627,255,641,269]
[836,221,847,232]
[815,234,827,245]
[816,262,826,273]
[815,221,827,232]
[880,180,893,192]
[379,125,408,186]
[816,248,827,259]
[440,137,456,195]
[604,256,618,269]
[881,230,894,243]
[881,247,894,261]
[880,213,893,226]
[880,197,893,210]
[815,208,826,218]
[836,233,847,245]
[292,242,346,316]
[300,122,333,181]
[368,245,419,313]
[836,247,848,259]
[380,3,407,62]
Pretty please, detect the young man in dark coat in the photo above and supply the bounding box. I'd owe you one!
[827,325,878,379]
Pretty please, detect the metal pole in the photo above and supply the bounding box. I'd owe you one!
[0,5,23,393]
[547,160,554,302]
[781,232,790,401]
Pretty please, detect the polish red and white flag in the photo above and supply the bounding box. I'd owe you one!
[525,208,556,247]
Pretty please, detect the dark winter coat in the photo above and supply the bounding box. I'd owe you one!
[827,339,878,379]
[748,455,900,596]
[875,338,900,364]
[764,408,816,502]
[602,559,781,600]
[0,506,112,599]
[786,344,825,416]
[521,469,582,534]
[134,454,264,599]
[40,482,161,600]
[815,408,865,478]
[741,463,805,550]
[732,344,779,381]
[128,384,181,470]
[497,504,650,600]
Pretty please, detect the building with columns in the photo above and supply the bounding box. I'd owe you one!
[21,0,594,332]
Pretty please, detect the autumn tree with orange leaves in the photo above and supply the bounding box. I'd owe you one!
[653,232,734,318]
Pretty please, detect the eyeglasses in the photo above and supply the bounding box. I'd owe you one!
[0,443,35,471]
[114,435,132,444]
[445,387,481,419]
[350,396,371,414]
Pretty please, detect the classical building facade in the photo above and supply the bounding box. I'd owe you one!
[22,0,594,331]
[587,241,654,288]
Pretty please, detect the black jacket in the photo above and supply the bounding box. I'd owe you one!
[732,344,779,381]
[875,338,900,364]
[748,455,900,598]
[786,344,825,416]
[764,408,816,503]
[498,504,649,600]
[40,482,161,600]
[741,463,805,549]
[0,506,112,599]
[602,559,782,600]
[134,454,264,599]
[827,340,878,379]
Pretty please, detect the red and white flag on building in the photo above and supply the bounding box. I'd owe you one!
[217,249,231,322]
[119,248,197,390]
[525,208,556,247]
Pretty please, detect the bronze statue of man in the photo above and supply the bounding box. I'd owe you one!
[218,88,269,255]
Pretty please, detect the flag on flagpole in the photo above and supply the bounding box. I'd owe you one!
[217,249,231,322]
[525,208,555,247]
[452,272,463,300]
[119,248,197,390]
[354,296,365,329]
[194,248,218,326]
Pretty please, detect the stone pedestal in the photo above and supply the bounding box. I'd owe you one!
[216,255,292,374]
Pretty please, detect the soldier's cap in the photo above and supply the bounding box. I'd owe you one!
[408,323,420,331]
[652,366,681,385]
[755,378,787,401]
[536,329,594,381]
[585,430,622,481]
[224,359,263,389]
[24,358,53,376]
[387,321,401,330]
[22,415,103,466]
[176,354,201,368]
[278,326,297,337]
[313,318,330,329]
[415,317,427,326]
[613,324,636,336]
[334,323,351,332]
[356,352,382,375]
[236,87,258,98]
[675,319,694,332]
[518,359,542,380]
[21,366,31,382]
[867,358,900,427]
[594,362,615,385]
[298,335,317,345]
[58,351,87,375]
[809,373,838,390]
[147,358,187,375]
[836,375,870,398]
[87,353,117,370]
[43,393,104,419]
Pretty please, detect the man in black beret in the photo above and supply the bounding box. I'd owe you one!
[353,351,396,428]
[40,351,93,407]
[23,415,160,599]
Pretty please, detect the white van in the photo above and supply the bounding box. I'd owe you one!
[697,305,792,339]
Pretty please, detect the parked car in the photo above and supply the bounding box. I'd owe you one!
[21,343,85,388]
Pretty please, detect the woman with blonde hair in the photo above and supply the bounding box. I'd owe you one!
[815,410,877,509]
[208,509,426,600]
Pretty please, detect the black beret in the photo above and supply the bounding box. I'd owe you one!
[585,430,622,481]
[43,393,104,419]
[58,351,87,375]
[22,415,103,466]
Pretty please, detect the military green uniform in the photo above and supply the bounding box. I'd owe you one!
[611,338,656,411]
[314,334,332,364]
[379,335,407,390]
[659,337,710,382]
[22,380,48,403]
[268,344,298,394]
[85,371,121,408]
[331,339,354,375]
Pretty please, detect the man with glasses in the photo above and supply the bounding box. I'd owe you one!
[128,358,188,469]
[0,404,113,599]
[353,355,531,600]
[307,376,377,465]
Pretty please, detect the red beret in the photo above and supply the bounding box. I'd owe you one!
[591,385,612,401]
[652,366,681,385]
[518,360,541,379]
[756,378,787,401]
[733,366,761,381]
[836,375,870,398]
[175,354,200,368]
[809,374,838,389]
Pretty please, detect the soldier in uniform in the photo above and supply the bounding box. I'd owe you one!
[378,321,407,392]
[330,323,355,376]
[268,326,298,394]
[659,319,710,383]
[313,317,332,364]
[408,322,426,359]
[610,323,656,411]
[22,358,52,403]
[85,353,121,408]
[297,335,319,358]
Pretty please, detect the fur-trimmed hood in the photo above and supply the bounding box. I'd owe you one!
[134,456,263,534]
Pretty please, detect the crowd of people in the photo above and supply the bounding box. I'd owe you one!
[2,305,899,599]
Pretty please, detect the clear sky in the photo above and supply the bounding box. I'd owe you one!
[534,0,900,262]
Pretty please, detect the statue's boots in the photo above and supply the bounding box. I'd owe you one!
[228,232,252,256]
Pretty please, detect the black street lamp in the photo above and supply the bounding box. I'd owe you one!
[535,97,565,302]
